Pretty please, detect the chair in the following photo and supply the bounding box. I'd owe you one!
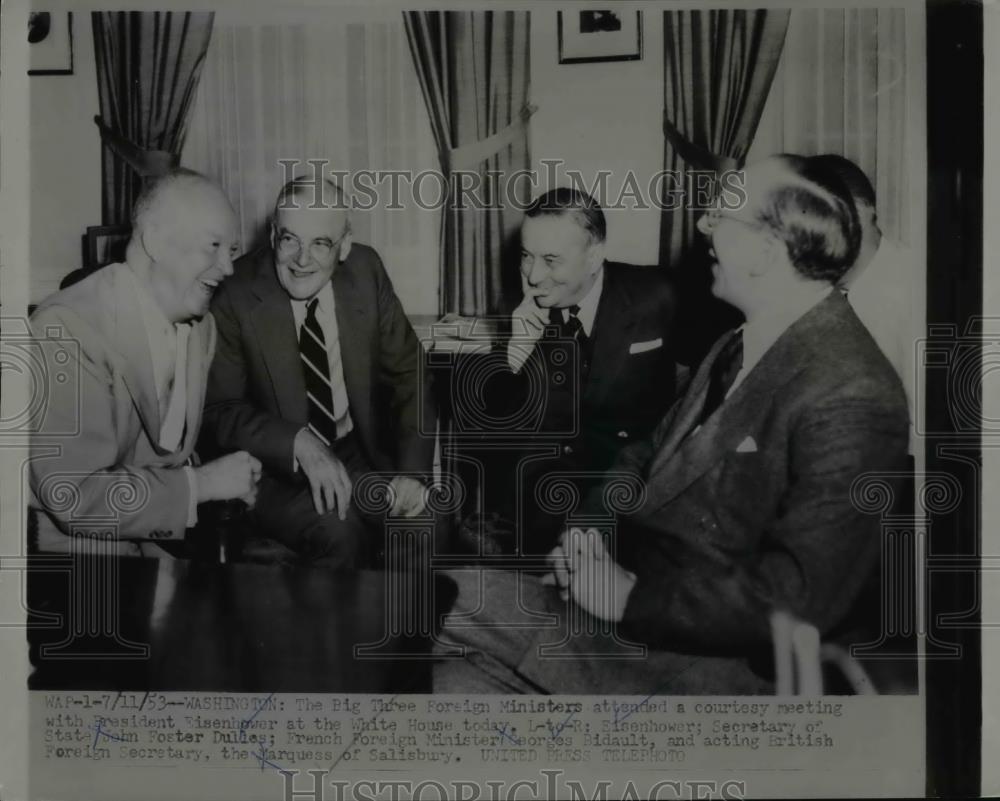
[770,609,878,695]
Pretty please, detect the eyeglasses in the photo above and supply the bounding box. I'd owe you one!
[275,228,349,262]
[698,208,763,234]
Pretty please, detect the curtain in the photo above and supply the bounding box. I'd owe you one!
[659,9,790,266]
[404,11,533,317]
[92,12,214,226]
[746,8,910,246]
[182,21,441,315]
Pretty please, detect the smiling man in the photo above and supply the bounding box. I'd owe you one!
[480,188,677,554]
[30,169,262,554]
[203,176,435,567]
[435,155,910,695]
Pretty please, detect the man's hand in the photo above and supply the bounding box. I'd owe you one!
[507,283,549,372]
[293,428,352,520]
[543,527,637,621]
[193,451,262,507]
[388,475,427,517]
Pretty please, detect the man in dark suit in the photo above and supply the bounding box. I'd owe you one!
[479,188,677,554]
[203,177,435,567]
[434,155,910,694]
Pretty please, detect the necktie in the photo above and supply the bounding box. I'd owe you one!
[697,329,744,426]
[159,323,189,452]
[299,298,339,447]
[550,305,591,366]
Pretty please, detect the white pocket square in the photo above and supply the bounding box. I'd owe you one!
[735,436,758,453]
[629,338,663,354]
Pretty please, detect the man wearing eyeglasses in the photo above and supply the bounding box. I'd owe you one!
[203,177,435,567]
[433,155,910,694]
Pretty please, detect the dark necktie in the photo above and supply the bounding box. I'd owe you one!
[697,329,744,426]
[550,305,591,366]
[299,298,338,446]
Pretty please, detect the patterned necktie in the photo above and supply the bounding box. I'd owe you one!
[299,298,339,447]
[697,329,744,426]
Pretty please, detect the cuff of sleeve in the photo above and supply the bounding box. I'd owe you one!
[183,465,198,528]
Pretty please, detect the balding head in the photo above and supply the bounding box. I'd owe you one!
[129,169,239,323]
[735,155,861,282]
[696,155,861,315]
[274,176,348,213]
[132,168,233,237]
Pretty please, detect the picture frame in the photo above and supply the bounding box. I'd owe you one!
[558,10,642,64]
[28,11,74,76]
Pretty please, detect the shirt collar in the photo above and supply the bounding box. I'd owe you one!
[292,279,335,317]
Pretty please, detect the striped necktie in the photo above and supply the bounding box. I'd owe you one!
[299,298,339,446]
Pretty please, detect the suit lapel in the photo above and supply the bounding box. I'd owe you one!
[332,257,370,421]
[644,293,843,509]
[646,330,732,478]
[111,265,163,444]
[179,315,214,461]
[248,252,309,424]
[585,266,637,405]
[646,360,782,507]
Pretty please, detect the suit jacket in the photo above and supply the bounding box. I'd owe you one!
[203,244,435,478]
[558,291,909,692]
[495,262,677,475]
[29,262,216,551]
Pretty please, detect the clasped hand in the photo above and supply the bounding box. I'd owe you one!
[542,527,637,622]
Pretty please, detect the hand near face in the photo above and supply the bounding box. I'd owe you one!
[388,475,427,517]
[293,428,352,520]
[508,282,549,372]
[543,527,637,622]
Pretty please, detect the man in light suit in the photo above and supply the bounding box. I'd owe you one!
[479,188,677,553]
[203,177,436,567]
[433,155,910,694]
[30,169,262,555]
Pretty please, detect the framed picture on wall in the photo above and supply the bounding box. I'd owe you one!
[28,11,74,75]
[558,10,642,64]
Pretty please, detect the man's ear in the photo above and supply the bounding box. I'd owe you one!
[269,222,278,252]
[752,233,784,277]
[339,231,353,262]
[587,240,607,274]
[140,221,165,262]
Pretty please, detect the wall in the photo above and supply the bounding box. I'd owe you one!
[29,12,102,305]
[529,8,665,267]
[29,10,669,305]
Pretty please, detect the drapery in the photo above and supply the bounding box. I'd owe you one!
[182,21,441,314]
[658,9,790,266]
[92,12,214,225]
[404,11,533,316]
[746,7,910,245]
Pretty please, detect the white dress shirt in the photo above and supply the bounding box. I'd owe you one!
[128,267,198,527]
[290,281,354,441]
